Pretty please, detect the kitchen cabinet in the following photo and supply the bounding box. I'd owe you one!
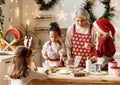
[0,52,13,85]
[0,61,11,85]
[32,47,44,67]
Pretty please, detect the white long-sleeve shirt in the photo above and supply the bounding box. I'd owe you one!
[41,40,66,56]
[10,70,48,85]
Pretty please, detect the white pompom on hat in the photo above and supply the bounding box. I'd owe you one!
[93,18,115,38]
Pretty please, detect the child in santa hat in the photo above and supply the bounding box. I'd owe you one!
[86,18,116,69]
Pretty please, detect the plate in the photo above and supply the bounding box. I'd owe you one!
[57,71,69,75]
[66,65,78,68]
[5,28,22,40]
[5,33,15,43]
[90,71,107,75]
[42,61,57,69]
[57,69,70,75]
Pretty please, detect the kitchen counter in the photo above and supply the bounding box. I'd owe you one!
[0,51,14,62]
[31,67,120,85]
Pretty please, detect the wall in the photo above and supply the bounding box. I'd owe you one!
[2,0,21,30]
[21,0,83,28]
[1,0,120,51]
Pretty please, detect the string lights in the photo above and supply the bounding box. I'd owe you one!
[9,0,20,28]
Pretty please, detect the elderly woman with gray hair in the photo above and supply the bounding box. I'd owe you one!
[65,7,96,67]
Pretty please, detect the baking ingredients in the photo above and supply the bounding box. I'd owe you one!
[108,61,117,75]
[86,57,92,72]
[111,66,120,76]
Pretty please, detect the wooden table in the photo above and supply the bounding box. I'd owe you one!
[31,67,120,85]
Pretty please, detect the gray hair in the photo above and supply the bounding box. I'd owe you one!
[72,7,89,20]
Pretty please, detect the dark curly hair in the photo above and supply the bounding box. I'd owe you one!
[48,22,61,37]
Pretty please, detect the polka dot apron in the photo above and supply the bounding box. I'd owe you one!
[72,24,92,67]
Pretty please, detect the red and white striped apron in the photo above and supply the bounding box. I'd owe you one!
[72,24,92,67]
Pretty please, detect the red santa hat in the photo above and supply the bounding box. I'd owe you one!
[93,18,115,38]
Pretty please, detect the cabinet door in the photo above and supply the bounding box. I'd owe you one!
[32,49,44,67]
[0,61,11,85]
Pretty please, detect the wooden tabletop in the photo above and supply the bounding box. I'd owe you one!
[35,67,120,84]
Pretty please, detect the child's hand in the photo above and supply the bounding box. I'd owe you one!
[57,61,63,67]
[43,54,49,60]
[57,63,63,67]
[58,53,64,67]
[44,56,49,60]
[29,58,38,71]
[91,56,97,63]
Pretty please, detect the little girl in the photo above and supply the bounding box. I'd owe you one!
[8,46,48,85]
[41,22,65,67]
[87,18,116,69]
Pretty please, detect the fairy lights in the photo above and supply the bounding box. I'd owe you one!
[9,0,20,28]
[15,0,18,3]
[16,7,20,17]
[10,0,14,3]
[25,5,29,8]
[26,20,30,27]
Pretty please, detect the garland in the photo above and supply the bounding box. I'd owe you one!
[34,0,58,10]
[83,0,115,23]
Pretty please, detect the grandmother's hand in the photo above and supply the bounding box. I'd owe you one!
[66,57,74,65]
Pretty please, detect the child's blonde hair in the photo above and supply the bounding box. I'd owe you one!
[8,45,32,79]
